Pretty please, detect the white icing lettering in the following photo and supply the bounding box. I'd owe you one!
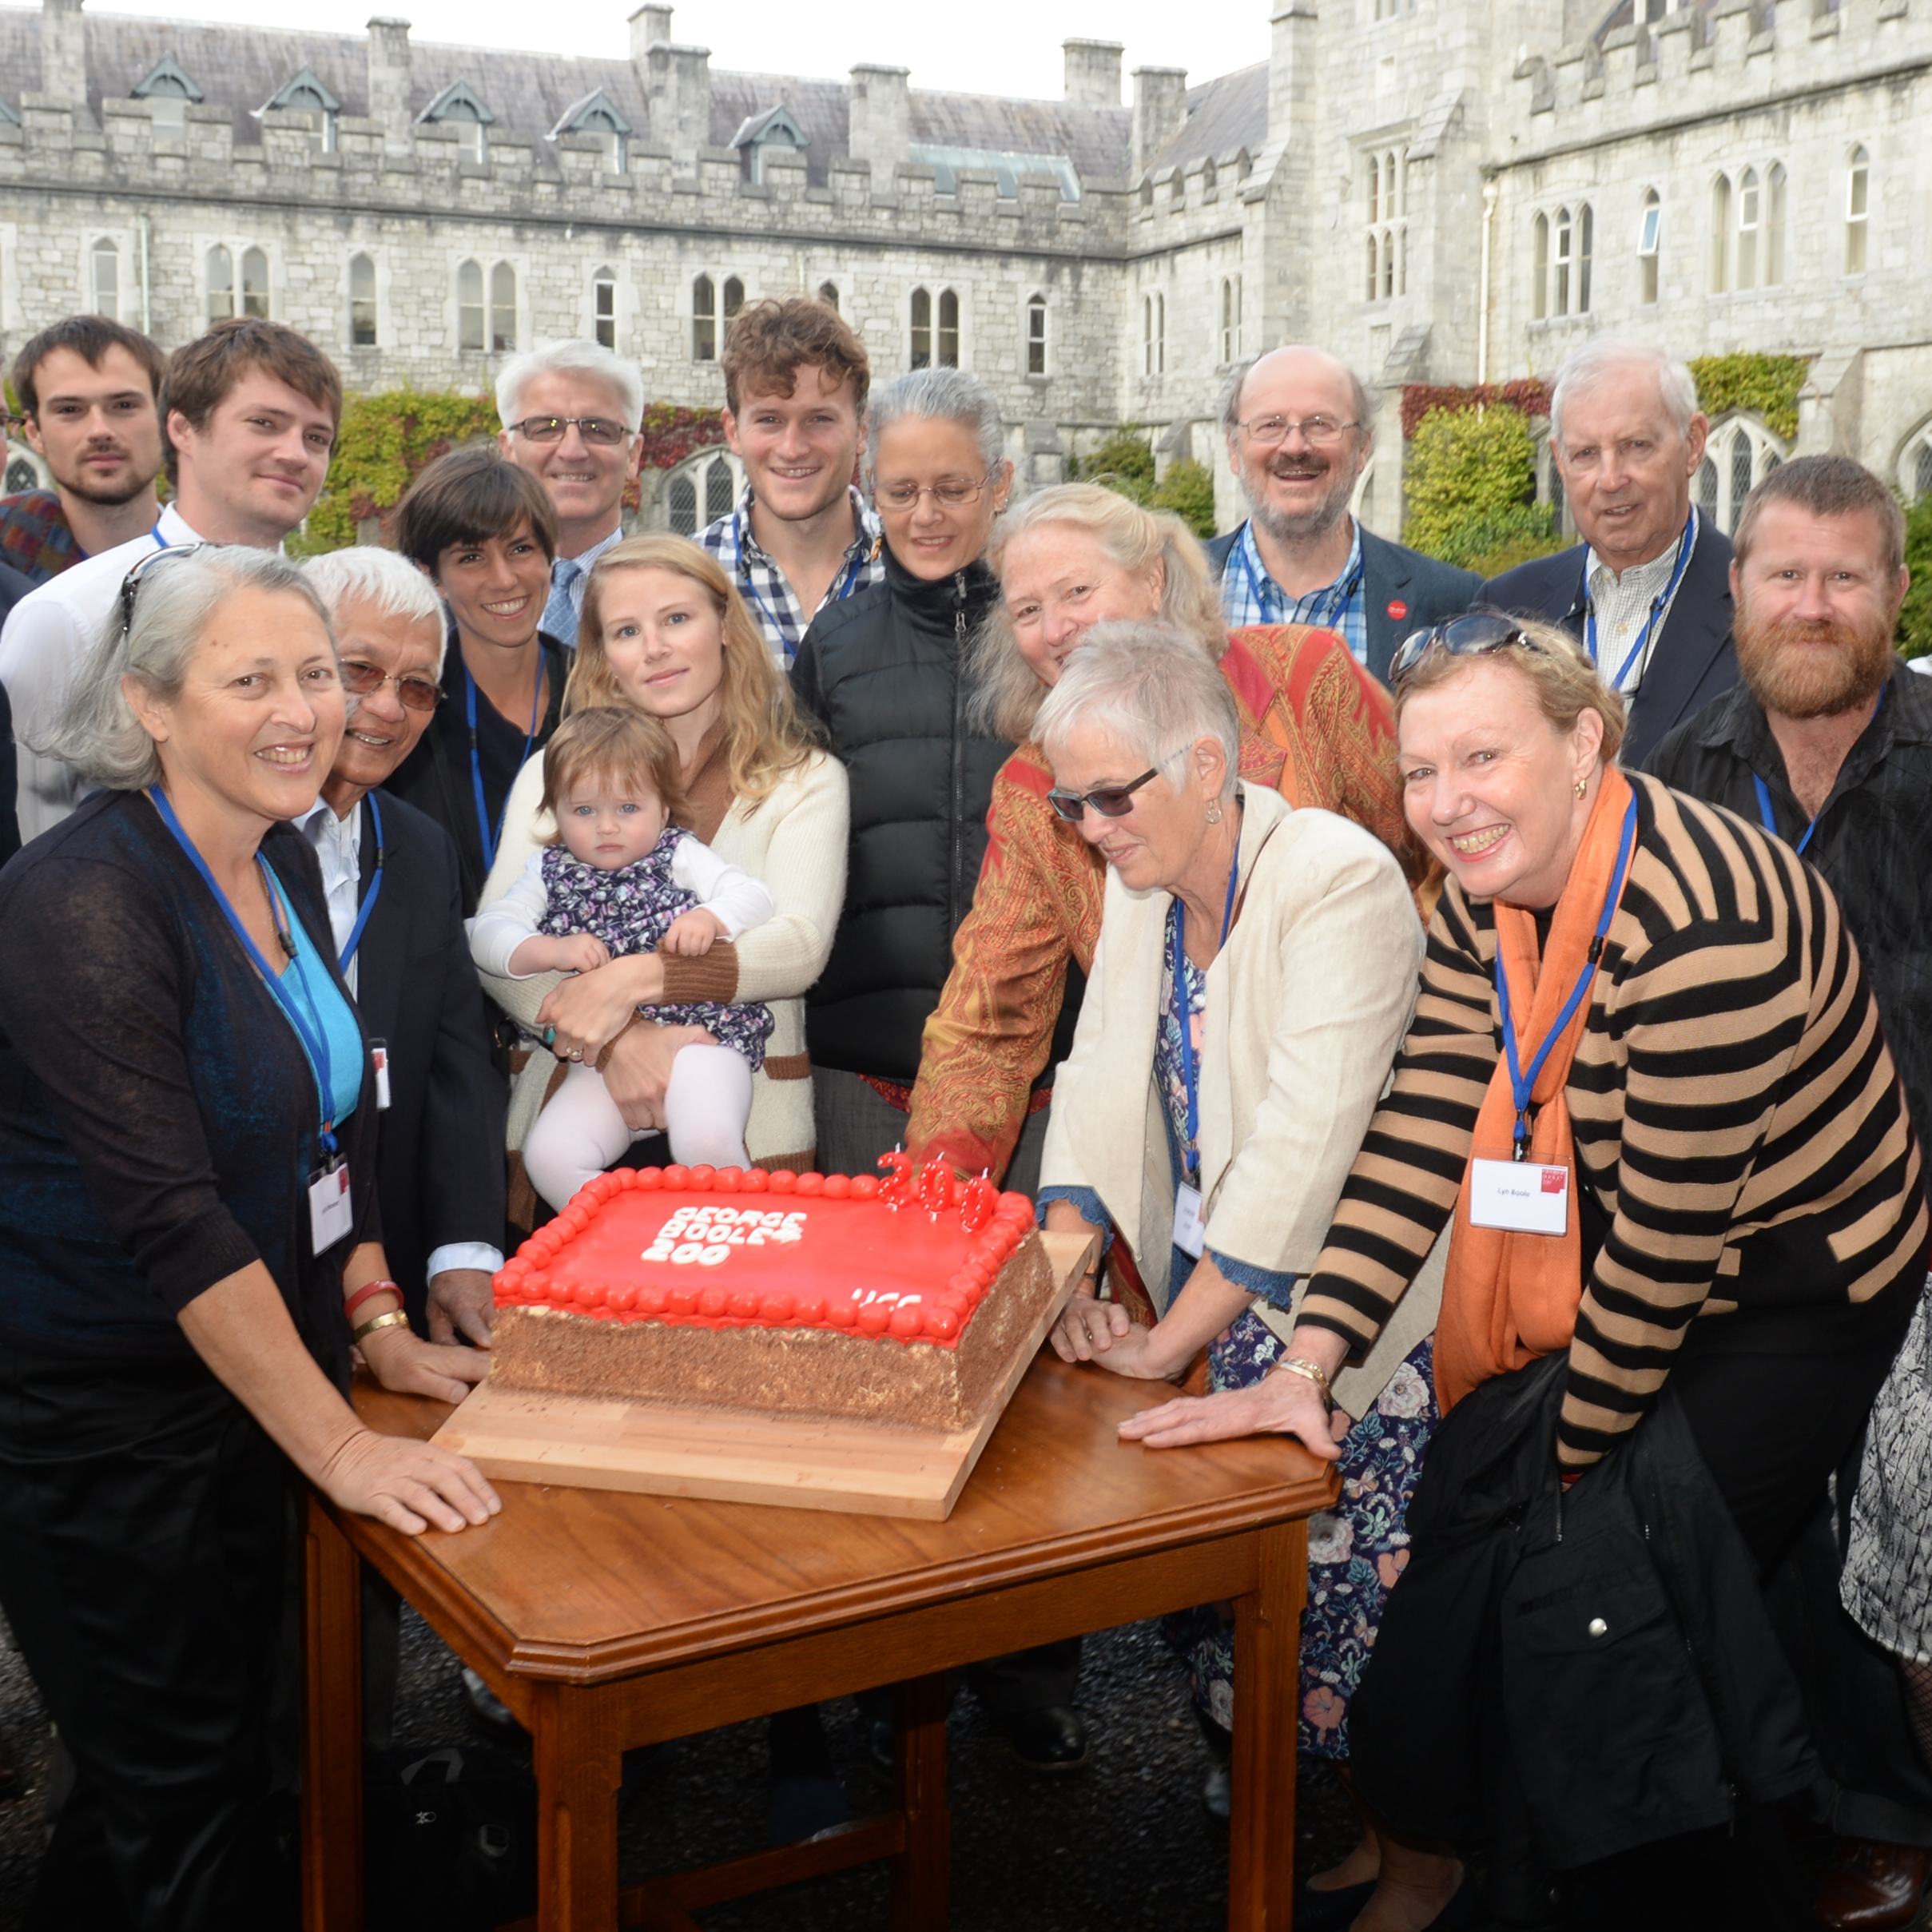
[670,1242,707,1264]
[697,1244,729,1266]
[642,1242,674,1262]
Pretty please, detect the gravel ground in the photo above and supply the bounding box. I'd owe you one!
[0,1604,1357,1932]
[5,1604,1912,1930]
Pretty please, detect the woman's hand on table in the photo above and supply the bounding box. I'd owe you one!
[357,1319,493,1406]
[1049,1295,1178,1380]
[535,952,666,1062]
[1119,1326,1354,1460]
[317,1425,500,1536]
[598,1020,718,1132]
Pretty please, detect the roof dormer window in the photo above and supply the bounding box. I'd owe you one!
[132,54,201,133]
[552,89,633,173]
[420,81,496,165]
[260,65,340,152]
[730,104,808,185]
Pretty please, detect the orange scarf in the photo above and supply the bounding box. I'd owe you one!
[1434,767,1635,1413]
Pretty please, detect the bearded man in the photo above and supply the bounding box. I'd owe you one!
[1206,346,1479,683]
[1650,453,1932,1932]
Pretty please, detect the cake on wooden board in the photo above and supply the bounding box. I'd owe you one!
[489,1158,1059,1433]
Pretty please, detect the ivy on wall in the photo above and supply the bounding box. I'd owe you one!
[1399,380,1552,442]
[1402,399,1559,576]
[1071,427,1217,539]
[1686,353,1810,443]
[295,389,726,556]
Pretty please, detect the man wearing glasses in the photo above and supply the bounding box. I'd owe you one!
[496,341,646,647]
[1207,346,1480,684]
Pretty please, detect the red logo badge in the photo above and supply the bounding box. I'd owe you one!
[1541,1168,1566,1194]
[1387,599,1409,622]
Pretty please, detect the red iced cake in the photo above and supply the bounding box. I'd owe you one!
[488,1159,1059,1431]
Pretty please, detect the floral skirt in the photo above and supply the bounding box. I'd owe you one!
[1164,1311,1438,1759]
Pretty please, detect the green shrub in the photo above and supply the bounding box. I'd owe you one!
[1072,427,1157,504]
[1150,459,1217,539]
[1900,491,1932,661]
[1687,353,1810,443]
[1403,403,1558,571]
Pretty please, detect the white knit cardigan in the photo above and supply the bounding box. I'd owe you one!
[1039,785,1440,1416]
[477,745,849,1164]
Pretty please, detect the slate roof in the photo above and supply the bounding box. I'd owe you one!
[1147,62,1267,178]
[0,6,1133,180]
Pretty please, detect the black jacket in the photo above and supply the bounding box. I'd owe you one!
[0,680,19,868]
[1351,1353,1818,1872]
[1647,662,1932,1182]
[1203,523,1482,685]
[790,545,1009,1084]
[346,789,507,1329]
[1482,522,1737,769]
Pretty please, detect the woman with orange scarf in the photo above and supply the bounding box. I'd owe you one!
[1127,617,1928,1928]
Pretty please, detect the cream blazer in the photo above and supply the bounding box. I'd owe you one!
[477,746,849,1166]
[1039,785,1441,1417]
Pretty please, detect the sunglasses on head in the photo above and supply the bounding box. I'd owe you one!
[116,542,208,640]
[1045,746,1187,822]
[1389,613,1550,686]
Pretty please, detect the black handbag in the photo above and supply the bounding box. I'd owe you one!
[364,1745,539,1932]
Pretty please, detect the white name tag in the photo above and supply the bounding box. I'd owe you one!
[1469,1157,1569,1236]
[1172,1181,1207,1260]
[370,1040,392,1111]
[308,1159,355,1254]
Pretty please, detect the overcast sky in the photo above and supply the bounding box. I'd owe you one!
[91,0,1271,101]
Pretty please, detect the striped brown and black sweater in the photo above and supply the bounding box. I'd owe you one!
[1297,771,1929,1466]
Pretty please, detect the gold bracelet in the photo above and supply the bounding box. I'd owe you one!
[352,1309,411,1344]
[1273,1355,1334,1407]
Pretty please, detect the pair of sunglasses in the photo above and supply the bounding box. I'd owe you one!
[116,541,208,639]
[340,659,439,713]
[1045,746,1187,823]
[1389,613,1550,686]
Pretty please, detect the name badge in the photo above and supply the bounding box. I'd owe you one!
[308,1158,355,1254]
[370,1040,392,1112]
[1469,1157,1569,1237]
[1172,1181,1207,1260]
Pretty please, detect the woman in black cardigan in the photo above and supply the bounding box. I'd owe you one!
[0,547,497,1928]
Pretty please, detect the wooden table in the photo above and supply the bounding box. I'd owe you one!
[301,1342,1337,1932]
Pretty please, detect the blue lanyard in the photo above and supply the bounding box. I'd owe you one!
[1750,681,1886,857]
[463,651,544,873]
[1584,510,1697,693]
[337,793,385,970]
[149,788,343,1155]
[1238,523,1361,626]
[1493,793,1638,1161]
[1169,850,1242,1183]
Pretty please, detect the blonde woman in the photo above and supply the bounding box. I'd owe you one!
[477,535,847,1193]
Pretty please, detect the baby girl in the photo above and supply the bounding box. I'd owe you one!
[470,706,773,1210]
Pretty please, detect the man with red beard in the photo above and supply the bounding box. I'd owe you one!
[1650,454,1932,1932]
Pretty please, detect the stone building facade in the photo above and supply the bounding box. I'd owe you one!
[1,0,1929,536]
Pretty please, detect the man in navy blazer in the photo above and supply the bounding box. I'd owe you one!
[297,548,507,1344]
[1207,346,1481,684]
[1482,340,1735,770]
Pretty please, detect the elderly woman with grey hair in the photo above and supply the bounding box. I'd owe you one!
[1035,623,1449,1910]
[0,545,497,1923]
[790,366,1016,1179]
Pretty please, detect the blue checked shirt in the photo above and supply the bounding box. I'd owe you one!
[1218,519,1369,668]
[694,484,885,666]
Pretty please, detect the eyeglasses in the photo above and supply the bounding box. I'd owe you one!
[1045,748,1186,823]
[1233,415,1362,450]
[506,415,633,447]
[1389,613,1551,686]
[340,659,441,713]
[116,542,207,639]
[877,474,995,511]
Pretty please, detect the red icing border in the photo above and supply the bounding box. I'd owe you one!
[492,1166,1036,1350]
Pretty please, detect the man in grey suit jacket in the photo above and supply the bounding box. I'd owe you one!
[1481,340,1736,771]
[1207,347,1481,685]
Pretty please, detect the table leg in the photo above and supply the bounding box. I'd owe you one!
[301,1495,364,1932]
[888,1672,950,1932]
[1228,1520,1307,1932]
[531,1683,624,1932]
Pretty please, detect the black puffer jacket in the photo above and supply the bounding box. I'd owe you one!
[791,545,1009,1083]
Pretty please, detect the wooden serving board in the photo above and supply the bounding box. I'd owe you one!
[431,1230,1095,1520]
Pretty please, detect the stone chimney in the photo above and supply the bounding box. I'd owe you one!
[627,2,672,64]
[848,65,910,180]
[1063,40,1123,109]
[1131,66,1188,181]
[1269,2,1317,148]
[39,0,89,104]
[366,17,414,148]
[645,40,711,173]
